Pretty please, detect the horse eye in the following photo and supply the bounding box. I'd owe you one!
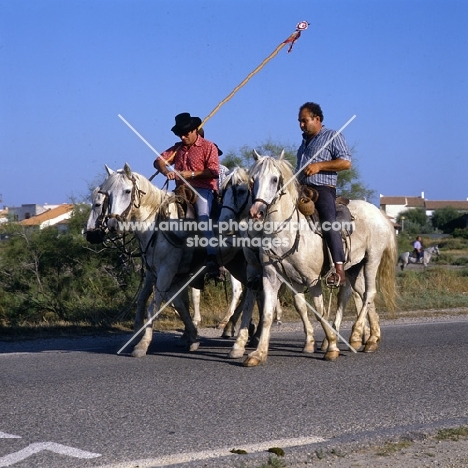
[125,189,132,195]
[94,203,101,208]
[272,176,278,183]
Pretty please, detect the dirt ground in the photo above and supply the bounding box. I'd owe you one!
[281,429,468,467]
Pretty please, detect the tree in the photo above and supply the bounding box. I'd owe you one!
[221,140,296,170]
[397,208,433,234]
[0,208,142,326]
[431,207,462,233]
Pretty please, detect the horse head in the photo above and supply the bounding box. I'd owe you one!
[84,186,109,244]
[218,167,251,233]
[248,152,295,221]
[98,163,139,232]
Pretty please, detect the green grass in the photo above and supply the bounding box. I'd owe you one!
[436,426,468,441]
[376,440,413,456]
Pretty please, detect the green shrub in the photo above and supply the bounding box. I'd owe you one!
[453,228,468,239]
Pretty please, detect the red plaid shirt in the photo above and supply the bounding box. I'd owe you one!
[158,135,219,190]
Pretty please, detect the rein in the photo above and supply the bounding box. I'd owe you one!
[262,207,301,267]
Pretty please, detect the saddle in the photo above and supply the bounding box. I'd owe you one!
[174,185,197,219]
[297,185,354,237]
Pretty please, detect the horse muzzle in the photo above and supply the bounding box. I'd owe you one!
[250,200,267,220]
[105,214,123,232]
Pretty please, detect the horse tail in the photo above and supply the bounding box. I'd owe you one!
[377,231,398,314]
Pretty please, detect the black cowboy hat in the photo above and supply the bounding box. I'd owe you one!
[171,112,202,137]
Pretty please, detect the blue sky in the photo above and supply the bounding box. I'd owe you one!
[1,0,467,207]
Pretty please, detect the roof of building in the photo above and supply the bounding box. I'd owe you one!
[425,200,468,210]
[19,204,75,226]
[380,195,468,211]
[380,196,425,207]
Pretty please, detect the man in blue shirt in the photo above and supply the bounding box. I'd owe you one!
[295,102,352,285]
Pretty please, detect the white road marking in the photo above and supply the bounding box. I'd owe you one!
[0,442,101,467]
[96,436,327,467]
[0,433,20,439]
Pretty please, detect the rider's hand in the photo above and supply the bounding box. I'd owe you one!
[304,162,322,176]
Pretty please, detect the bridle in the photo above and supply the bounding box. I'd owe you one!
[101,175,147,226]
[251,172,287,212]
[219,180,252,221]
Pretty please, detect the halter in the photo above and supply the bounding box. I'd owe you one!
[103,175,147,225]
[251,172,287,210]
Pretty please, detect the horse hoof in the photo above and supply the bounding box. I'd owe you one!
[243,356,262,367]
[132,348,147,358]
[189,341,200,352]
[303,343,315,354]
[228,348,245,359]
[350,341,363,351]
[364,342,379,353]
[324,350,340,361]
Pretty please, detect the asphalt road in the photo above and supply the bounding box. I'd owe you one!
[1,316,468,468]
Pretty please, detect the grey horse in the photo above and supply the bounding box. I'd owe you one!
[398,245,440,270]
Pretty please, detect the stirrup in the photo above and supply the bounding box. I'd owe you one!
[205,262,226,283]
[325,271,342,289]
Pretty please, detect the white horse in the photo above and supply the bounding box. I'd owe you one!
[85,176,243,330]
[218,167,313,358]
[398,245,440,270]
[96,163,206,356]
[246,152,397,366]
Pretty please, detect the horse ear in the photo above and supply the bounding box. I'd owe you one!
[279,150,285,160]
[123,163,132,178]
[105,165,115,175]
[252,149,261,161]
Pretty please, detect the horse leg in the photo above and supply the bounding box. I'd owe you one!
[345,266,369,349]
[228,289,257,359]
[322,280,353,351]
[287,287,314,353]
[364,300,380,353]
[172,284,200,351]
[308,283,340,361]
[132,284,157,358]
[274,283,286,325]
[349,264,380,352]
[218,274,243,328]
[243,270,281,367]
[222,289,246,338]
[191,287,201,327]
[133,270,154,334]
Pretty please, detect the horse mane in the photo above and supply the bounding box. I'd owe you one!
[249,155,299,201]
[220,166,249,190]
[102,168,166,208]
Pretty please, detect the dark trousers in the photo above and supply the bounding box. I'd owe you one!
[311,184,345,263]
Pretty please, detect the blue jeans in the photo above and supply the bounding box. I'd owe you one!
[194,188,216,256]
[311,184,345,263]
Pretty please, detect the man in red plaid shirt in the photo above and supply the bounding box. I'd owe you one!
[154,112,223,281]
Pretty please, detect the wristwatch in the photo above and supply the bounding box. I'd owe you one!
[191,171,195,179]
